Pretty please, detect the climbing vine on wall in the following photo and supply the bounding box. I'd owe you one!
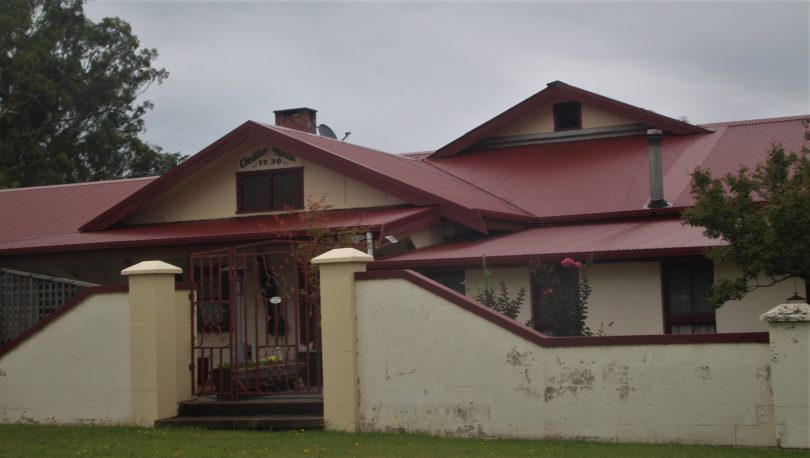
[531,257,593,337]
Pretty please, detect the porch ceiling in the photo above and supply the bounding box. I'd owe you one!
[0,206,439,257]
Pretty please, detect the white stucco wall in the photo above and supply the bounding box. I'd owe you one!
[355,278,775,446]
[586,262,664,335]
[715,264,805,333]
[0,292,131,424]
[462,261,801,336]
[493,104,637,138]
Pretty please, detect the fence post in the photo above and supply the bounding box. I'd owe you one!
[761,302,810,448]
[122,260,183,427]
[312,248,373,433]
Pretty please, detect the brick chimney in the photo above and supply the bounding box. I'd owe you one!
[274,108,317,134]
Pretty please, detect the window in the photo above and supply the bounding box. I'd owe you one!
[237,168,303,212]
[553,102,582,131]
[662,260,716,334]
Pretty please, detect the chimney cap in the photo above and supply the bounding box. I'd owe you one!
[273,107,317,115]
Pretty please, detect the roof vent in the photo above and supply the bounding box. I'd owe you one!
[645,128,671,209]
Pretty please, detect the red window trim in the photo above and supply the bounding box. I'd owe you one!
[236,167,304,213]
[661,259,716,334]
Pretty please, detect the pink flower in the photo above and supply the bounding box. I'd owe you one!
[543,288,554,295]
[575,261,582,269]
[560,257,582,269]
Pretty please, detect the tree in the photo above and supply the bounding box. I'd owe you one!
[682,132,810,306]
[0,0,185,188]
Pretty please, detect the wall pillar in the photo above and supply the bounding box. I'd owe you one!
[122,261,183,427]
[312,248,373,432]
[761,302,810,448]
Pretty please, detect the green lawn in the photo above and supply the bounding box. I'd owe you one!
[0,425,805,457]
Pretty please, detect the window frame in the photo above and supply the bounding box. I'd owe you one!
[661,259,716,334]
[236,167,304,213]
[553,101,582,132]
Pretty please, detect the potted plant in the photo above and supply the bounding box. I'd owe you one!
[211,350,305,394]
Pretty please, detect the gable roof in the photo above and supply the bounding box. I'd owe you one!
[430,81,711,158]
[80,122,534,234]
[422,115,808,222]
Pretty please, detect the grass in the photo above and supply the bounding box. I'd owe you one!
[0,425,805,457]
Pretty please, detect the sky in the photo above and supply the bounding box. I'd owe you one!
[85,1,810,156]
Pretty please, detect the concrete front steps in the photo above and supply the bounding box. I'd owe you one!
[155,397,324,430]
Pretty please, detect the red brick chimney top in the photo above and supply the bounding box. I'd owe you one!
[273,108,317,134]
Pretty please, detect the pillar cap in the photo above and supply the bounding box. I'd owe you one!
[312,247,373,265]
[759,303,810,322]
[121,260,183,276]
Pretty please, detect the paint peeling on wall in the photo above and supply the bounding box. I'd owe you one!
[506,347,533,366]
[544,357,596,402]
[694,365,711,381]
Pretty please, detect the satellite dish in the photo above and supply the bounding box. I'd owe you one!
[317,124,338,139]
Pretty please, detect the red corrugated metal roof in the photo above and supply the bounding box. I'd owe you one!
[0,177,156,244]
[0,206,438,256]
[431,81,711,158]
[373,218,724,269]
[254,124,534,222]
[423,115,809,221]
[82,121,532,233]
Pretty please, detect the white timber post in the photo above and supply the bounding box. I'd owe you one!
[311,248,373,433]
[760,302,810,448]
[122,260,184,427]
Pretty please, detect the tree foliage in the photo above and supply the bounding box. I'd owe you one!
[0,0,185,188]
[682,132,810,306]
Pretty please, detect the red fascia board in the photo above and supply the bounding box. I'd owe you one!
[534,206,685,225]
[548,83,711,135]
[249,129,491,233]
[81,123,254,231]
[83,120,496,234]
[355,269,768,347]
[432,89,557,158]
[0,207,434,257]
[379,207,441,241]
[431,81,710,158]
[0,284,129,359]
[370,247,711,271]
[481,217,531,232]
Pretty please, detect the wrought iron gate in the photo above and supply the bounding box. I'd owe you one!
[190,241,321,399]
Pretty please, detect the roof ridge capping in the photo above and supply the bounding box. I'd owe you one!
[699,114,810,128]
[430,80,711,158]
[0,176,158,193]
